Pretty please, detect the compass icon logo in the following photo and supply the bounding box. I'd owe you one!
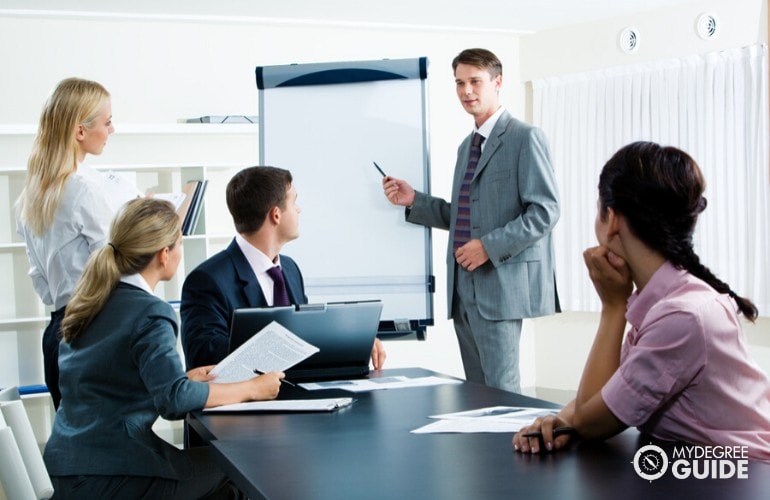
[633,444,669,481]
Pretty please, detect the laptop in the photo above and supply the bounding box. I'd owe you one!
[228,301,383,382]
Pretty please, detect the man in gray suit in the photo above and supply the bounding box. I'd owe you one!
[383,48,560,393]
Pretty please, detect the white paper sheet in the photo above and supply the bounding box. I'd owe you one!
[154,192,186,210]
[210,321,319,384]
[299,375,462,392]
[411,406,559,434]
[101,170,144,212]
[204,398,354,413]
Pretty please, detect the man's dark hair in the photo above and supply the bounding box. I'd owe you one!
[226,166,293,234]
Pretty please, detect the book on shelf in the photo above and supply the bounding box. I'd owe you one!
[155,179,208,235]
[181,180,208,235]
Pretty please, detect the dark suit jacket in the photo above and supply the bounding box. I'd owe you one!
[44,283,209,479]
[181,239,307,368]
[407,111,560,321]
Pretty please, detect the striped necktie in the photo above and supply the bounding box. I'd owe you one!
[266,266,291,306]
[453,132,485,251]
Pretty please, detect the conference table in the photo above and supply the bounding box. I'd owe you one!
[188,368,770,500]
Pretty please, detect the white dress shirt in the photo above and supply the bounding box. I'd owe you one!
[17,164,138,310]
[474,106,505,153]
[234,234,283,306]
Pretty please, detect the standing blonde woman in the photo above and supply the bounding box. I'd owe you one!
[16,78,138,408]
[44,198,283,499]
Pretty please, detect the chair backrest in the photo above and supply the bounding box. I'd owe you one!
[0,386,21,402]
[1,412,37,500]
[0,388,54,500]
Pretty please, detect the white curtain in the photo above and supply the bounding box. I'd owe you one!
[532,45,769,314]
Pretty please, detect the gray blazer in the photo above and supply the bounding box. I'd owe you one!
[408,111,560,320]
[44,283,209,479]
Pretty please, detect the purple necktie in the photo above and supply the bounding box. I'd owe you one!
[453,132,485,251]
[266,266,291,306]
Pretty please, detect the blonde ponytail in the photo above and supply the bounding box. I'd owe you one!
[61,198,181,342]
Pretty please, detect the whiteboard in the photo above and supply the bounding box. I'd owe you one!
[257,58,433,339]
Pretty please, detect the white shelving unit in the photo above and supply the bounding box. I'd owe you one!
[0,123,259,389]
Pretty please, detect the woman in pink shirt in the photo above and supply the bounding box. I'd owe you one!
[513,141,770,461]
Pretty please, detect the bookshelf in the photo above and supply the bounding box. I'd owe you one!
[0,123,259,388]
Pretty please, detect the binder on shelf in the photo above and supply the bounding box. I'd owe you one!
[179,180,208,235]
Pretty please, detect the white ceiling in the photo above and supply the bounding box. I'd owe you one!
[0,0,699,33]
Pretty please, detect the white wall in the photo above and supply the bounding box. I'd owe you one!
[520,0,767,81]
[0,10,526,386]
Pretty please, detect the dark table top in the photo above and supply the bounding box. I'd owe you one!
[188,368,770,500]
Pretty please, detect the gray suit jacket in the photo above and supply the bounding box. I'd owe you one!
[408,111,560,320]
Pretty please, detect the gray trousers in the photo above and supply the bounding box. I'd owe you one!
[452,265,523,393]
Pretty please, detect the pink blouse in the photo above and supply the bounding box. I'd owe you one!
[601,261,770,461]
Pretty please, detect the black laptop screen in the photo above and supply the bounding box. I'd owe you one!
[228,301,382,381]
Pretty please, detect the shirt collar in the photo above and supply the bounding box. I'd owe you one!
[235,234,281,274]
[474,106,505,140]
[120,273,154,295]
[626,261,684,329]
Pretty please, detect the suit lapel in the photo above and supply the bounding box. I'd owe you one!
[284,268,302,305]
[226,240,267,307]
[472,111,511,181]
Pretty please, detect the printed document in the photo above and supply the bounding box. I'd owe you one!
[209,321,319,384]
[411,406,558,434]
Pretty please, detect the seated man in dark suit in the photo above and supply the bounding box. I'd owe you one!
[181,166,386,370]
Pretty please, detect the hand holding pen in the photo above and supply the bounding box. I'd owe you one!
[513,415,578,454]
[376,161,416,207]
[255,369,296,387]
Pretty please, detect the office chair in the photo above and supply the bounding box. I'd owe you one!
[0,387,54,500]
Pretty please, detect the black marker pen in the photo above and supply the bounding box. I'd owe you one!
[373,161,387,177]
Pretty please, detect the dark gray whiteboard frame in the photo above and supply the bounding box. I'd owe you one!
[256,57,433,340]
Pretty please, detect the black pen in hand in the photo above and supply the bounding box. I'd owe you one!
[373,161,387,177]
[254,369,296,387]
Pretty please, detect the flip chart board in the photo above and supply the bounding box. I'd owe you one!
[257,57,433,339]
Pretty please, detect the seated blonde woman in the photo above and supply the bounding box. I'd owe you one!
[44,198,284,499]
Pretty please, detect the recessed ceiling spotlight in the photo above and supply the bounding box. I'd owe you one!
[696,13,719,40]
[619,27,639,54]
